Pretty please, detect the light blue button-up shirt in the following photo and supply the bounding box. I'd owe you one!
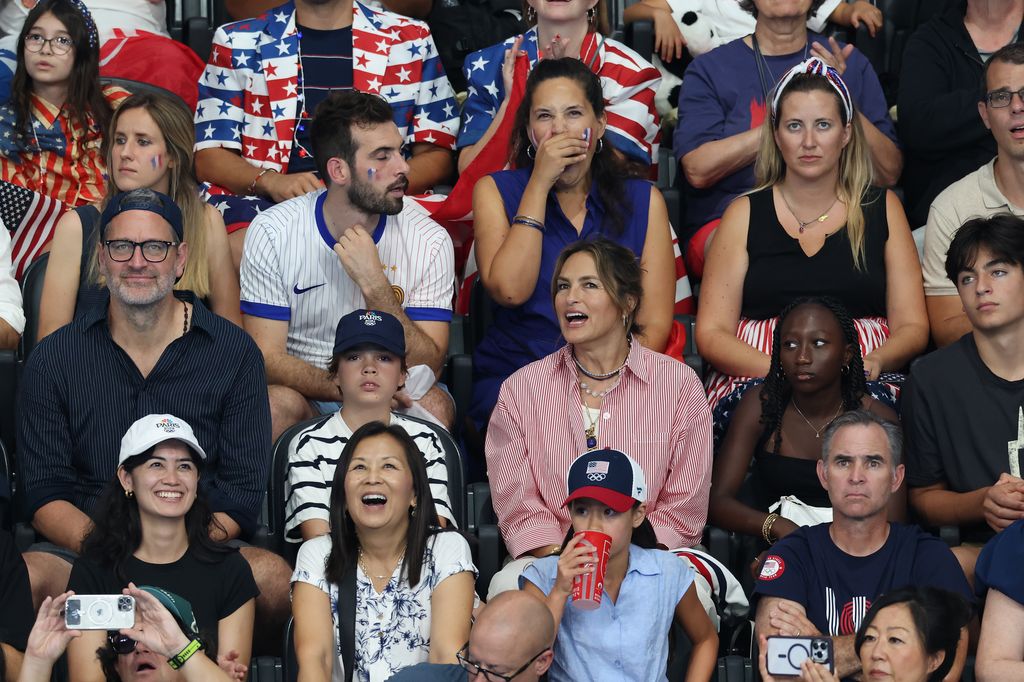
[521,545,695,682]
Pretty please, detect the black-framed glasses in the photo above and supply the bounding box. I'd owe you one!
[456,642,550,681]
[985,87,1024,108]
[108,633,137,655]
[103,239,178,263]
[24,32,74,55]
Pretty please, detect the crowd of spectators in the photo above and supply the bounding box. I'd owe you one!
[2,0,1024,681]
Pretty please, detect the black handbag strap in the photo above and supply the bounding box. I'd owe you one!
[337,563,357,682]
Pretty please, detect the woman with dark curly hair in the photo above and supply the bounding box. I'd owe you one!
[65,414,257,682]
[469,57,675,428]
[709,297,901,550]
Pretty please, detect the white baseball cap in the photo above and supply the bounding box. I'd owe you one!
[118,414,207,466]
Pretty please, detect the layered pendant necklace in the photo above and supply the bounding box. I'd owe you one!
[582,396,600,450]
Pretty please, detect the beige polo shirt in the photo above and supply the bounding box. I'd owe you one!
[923,158,1024,296]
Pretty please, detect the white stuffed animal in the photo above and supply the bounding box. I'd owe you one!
[653,1,724,124]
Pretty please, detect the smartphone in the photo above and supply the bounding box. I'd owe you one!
[64,595,136,630]
[765,635,834,677]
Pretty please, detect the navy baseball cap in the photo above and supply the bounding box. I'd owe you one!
[563,448,648,513]
[333,309,406,357]
[100,188,184,241]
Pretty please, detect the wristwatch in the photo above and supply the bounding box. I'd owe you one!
[167,638,205,670]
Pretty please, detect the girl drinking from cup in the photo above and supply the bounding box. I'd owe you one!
[0,0,128,207]
[521,448,718,682]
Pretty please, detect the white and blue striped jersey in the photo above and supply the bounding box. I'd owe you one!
[240,189,454,368]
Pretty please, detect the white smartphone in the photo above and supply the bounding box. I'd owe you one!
[64,595,136,630]
[765,635,834,677]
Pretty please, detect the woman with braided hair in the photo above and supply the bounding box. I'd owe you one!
[708,297,902,555]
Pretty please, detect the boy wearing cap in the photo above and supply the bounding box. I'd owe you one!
[284,309,455,541]
[519,449,718,682]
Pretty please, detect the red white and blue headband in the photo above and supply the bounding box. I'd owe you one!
[44,0,98,49]
[770,57,854,125]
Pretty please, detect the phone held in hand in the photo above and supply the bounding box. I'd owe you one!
[765,635,835,676]
[64,595,136,630]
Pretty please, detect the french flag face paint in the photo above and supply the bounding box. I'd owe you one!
[367,168,376,180]
[151,154,162,170]
[582,127,591,147]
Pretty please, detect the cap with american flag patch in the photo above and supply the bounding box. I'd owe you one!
[563,448,647,513]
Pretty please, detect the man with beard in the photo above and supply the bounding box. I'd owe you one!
[241,90,455,438]
[17,190,288,630]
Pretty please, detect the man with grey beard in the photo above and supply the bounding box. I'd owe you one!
[240,90,456,439]
[17,189,291,638]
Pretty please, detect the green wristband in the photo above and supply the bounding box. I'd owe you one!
[167,638,203,670]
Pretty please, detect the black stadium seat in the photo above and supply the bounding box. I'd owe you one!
[19,251,47,362]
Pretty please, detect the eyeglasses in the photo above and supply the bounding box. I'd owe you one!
[456,642,550,682]
[985,87,1024,108]
[24,32,74,55]
[108,633,137,655]
[103,239,178,263]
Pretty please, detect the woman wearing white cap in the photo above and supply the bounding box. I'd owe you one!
[65,414,258,681]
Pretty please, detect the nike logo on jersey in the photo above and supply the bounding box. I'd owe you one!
[293,283,326,294]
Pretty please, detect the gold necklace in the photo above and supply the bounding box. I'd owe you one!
[780,189,840,234]
[790,400,843,438]
[358,548,405,581]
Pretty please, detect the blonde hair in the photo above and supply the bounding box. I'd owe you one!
[753,75,876,270]
[87,93,210,296]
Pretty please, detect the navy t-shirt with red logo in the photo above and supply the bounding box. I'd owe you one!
[753,523,972,636]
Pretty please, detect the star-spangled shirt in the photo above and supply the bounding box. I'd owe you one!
[457,28,661,166]
[194,0,459,192]
[0,86,129,207]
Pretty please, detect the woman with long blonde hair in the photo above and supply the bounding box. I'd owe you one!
[37,91,240,339]
[696,58,927,420]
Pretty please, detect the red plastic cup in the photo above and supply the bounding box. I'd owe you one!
[571,530,612,611]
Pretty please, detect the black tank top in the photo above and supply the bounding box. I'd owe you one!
[741,186,889,319]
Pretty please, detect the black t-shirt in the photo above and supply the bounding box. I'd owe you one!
[741,186,889,319]
[288,24,354,173]
[754,523,972,636]
[903,334,1024,541]
[67,547,258,647]
[0,531,33,652]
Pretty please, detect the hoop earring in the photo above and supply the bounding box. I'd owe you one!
[596,138,604,153]
[527,5,536,23]
[410,505,417,518]
[124,489,134,499]
[622,314,628,328]
[526,144,536,159]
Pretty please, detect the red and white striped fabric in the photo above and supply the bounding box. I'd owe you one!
[487,341,712,558]
[0,180,64,280]
[704,315,891,409]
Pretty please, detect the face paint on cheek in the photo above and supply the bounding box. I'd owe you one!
[151,154,161,169]
[368,168,376,180]
[583,127,591,147]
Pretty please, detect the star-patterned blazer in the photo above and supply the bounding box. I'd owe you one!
[194,0,459,193]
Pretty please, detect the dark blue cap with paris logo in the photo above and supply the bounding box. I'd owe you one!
[562,448,648,513]
[333,309,406,357]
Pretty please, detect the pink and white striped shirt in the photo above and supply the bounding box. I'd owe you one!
[486,342,713,558]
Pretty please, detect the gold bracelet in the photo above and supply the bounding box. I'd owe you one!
[762,513,781,545]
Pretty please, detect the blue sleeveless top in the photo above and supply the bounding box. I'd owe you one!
[470,167,652,427]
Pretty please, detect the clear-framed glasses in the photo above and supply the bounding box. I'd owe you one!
[985,87,1024,108]
[24,32,74,55]
[456,642,550,682]
[103,239,178,263]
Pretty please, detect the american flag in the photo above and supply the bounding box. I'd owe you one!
[0,180,63,280]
